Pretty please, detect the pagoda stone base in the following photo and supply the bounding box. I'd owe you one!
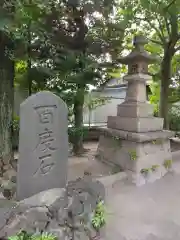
[96,128,174,185]
[107,116,164,132]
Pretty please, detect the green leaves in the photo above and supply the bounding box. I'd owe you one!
[91,200,106,230]
[32,232,57,240]
[84,93,111,111]
[8,231,57,240]
[0,16,12,31]
[8,231,33,240]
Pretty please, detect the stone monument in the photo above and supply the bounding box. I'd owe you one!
[96,35,174,184]
[17,91,68,200]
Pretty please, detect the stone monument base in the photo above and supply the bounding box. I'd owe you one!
[96,128,174,185]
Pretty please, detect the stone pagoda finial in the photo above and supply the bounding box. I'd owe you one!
[117,34,157,103]
[133,35,147,50]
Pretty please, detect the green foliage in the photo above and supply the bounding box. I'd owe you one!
[91,200,106,231]
[151,165,160,172]
[149,82,180,131]
[123,0,180,128]
[149,82,160,116]
[140,168,151,175]
[128,150,137,161]
[163,159,172,169]
[32,233,57,240]
[8,231,57,240]
[84,93,111,127]
[3,0,179,152]
[152,139,163,145]
[169,105,180,132]
[13,114,20,132]
[84,94,111,112]
[8,231,32,240]
[68,126,89,143]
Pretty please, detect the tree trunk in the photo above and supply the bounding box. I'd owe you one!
[27,57,32,96]
[159,51,172,129]
[0,32,14,174]
[27,12,32,96]
[73,85,85,155]
[88,109,92,128]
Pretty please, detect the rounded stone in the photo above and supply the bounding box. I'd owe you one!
[3,169,16,181]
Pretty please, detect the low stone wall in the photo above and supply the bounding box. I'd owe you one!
[0,175,105,240]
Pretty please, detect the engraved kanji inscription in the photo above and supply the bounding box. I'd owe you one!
[129,64,138,74]
[129,63,148,74]
[34,154,55,175]
[36,127,57,152]
[34,105,57,124]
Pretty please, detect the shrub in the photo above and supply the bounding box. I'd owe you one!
[169,105,180,132]
[13,115,20,132]
[152,104,180,133]
[68,126,89,143]
[8,231,57,240]
[91,200,106,231]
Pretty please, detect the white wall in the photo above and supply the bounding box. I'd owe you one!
[83,87,127,126]
[14,86,127,126]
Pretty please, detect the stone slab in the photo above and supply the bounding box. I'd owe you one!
[98,127,174,142]
[17,91,68,200]
[123,73,152,82]
[125,81,147,102]
[107,116,164,132]
[97,134,172,177]
[117,102,154,117]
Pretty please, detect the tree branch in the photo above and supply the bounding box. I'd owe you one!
[146,37,163,46]
[135,17,166,45]
[154,12,166,41]
[164,16,171,37]
[164,0,177,12]
[174,46,180,52]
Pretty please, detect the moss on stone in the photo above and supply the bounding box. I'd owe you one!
[128,150,137,161]
[140,168,151,175]
[152,139,163,145]
[163,159,172,169]
[151,164,160,172]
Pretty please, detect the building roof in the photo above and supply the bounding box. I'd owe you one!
[95,77,151,91]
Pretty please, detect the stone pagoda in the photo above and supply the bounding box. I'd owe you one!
[96,35,174,185]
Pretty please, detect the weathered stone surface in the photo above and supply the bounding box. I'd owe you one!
[117,102,154,117]
[0,177,105,239]
[99,128,174,142]
[21,188,67,207]
[3,169,16,181]
[97,134,172,184]
[125,81,147,102]
[123,73,152,82]
[107,116,164,132]
[97,35,173,185]
[17,91,68,200]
